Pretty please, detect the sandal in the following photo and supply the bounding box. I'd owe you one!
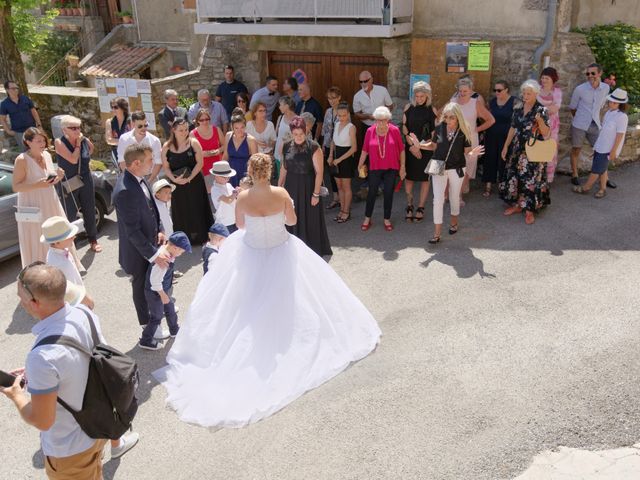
[525,211,535,225]
[503,205,522,216]
[89,241,102,253]
[361,221,372,231]
[325,199,340,210]
[448,224,458,235]
[336,212,351,223]
[594,190,607,199]
[428,235,441,244]
[482,186,492,198]
[414,207,425,222]
[333,210,347,222]
[572,186,590,194]
[405,205,414,222]
[384,221,394,232]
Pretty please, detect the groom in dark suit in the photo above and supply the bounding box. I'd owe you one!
[158,89,188,138]
[113,143,170,329]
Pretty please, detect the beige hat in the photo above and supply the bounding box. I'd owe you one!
[64,281,86,306]
[152,178,176,195]
[606,88,628,104]
[40,216,79,244]
[210,160,237,177]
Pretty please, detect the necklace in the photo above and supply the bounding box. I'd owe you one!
[446,128,457,141]
[376,129,388,159]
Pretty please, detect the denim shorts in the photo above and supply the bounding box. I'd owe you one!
[591,151,609,174]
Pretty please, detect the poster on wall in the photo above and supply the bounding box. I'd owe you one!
[445,42,468,73]
[409,74,431,101]
[468,41,491,71]
[96,78,156,131]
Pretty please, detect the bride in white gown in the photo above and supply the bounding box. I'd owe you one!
[154,153,381,428]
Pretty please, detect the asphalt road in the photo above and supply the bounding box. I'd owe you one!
[1,164,639,480]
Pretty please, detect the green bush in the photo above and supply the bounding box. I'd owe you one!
[581,23,640,110]
[178,95,196,109]
[26,31,78,80]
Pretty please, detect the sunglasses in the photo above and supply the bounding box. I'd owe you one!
[359,78,372,84]
[493,88,505,93]
[136,123,149,129]
[18,261,45,302]
[66,126,81,131]
[199,117,211,122]
[586,71,599,76]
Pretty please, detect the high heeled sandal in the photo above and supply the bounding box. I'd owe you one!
[448,224,458,235]
[414,207,425,222]
[361,221,372,231]
[428,235,441,244]
[384,221,394,232]
[405,205,414,222]
[333,210,347,222]
[337,212,351,223]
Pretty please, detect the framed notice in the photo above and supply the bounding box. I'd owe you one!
[468,41,491,71]
[96,78,156,132]
[445,42,468,73]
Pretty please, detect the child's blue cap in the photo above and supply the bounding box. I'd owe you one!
[208,223,230,238]
[168,231,192,253]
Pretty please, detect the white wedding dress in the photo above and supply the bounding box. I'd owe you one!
[153,212,381,428]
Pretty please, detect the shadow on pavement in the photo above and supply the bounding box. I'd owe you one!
[421,245,496,279]
[5,304,35,335]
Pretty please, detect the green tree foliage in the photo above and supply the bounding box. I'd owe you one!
[581,23,640,106]
[26,31,78,80]
[10,3,58,55]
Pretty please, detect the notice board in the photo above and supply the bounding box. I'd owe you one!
[95,77,156,131]
[410,38,494,109]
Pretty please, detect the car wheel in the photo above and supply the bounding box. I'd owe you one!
[95,197,106,231]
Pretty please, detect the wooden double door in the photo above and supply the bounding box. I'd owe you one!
[267,52,389,113]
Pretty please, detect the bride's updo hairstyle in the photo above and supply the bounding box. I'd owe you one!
[248,153,272,182]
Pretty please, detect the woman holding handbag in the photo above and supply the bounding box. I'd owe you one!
[499,80,550,225]
[55,115,102,252]
[413,103,484,244]
[12,127,68,266]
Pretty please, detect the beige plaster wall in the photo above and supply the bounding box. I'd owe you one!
[572,0,640,29]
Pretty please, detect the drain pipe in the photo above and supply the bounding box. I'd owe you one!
[530,0,558,79]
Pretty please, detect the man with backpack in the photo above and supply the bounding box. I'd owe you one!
[1,264,138,479]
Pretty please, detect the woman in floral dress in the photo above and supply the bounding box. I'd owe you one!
[499,80,551,225]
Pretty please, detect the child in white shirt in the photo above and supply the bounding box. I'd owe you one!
[152,179,175,236]
[210,161,238,233]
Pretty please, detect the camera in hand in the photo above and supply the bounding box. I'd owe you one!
[0,369,25,389]
[46,174,57,182]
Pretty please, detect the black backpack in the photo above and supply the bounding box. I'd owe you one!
[34,307,139,440]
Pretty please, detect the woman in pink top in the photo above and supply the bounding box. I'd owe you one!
[357,106,406,232]
[537,67,562,182]
[190,108,224,193]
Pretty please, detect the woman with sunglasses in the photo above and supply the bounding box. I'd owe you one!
[499,80,551,225]
[104,97,131,166]
[12,127,69,266]
[482,80,516,197]
[162,118,213,244]
[54,115,102,253]
[190,109,224,193]
[235,92,252,122]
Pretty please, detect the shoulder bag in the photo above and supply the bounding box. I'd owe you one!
[425,128,459,176]
[525,125,557,163]
[62,146,85,195]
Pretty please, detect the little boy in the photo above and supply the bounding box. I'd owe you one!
[41,216,94,309]
[152,178,175,237]
[202,223,229,275]
[139,231,192,351]
[210,160,239,234]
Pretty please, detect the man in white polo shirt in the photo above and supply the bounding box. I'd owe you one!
[117,111,163,183]
[2,264,108,479]
[568,63,610,186]
[353,71,394,128]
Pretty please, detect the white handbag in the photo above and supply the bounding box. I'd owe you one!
[15,206,42,223]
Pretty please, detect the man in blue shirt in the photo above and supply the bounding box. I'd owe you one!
[0,81,42,149]
[294,83,324,142]
[249,76,280,121]
[187,89,229,133]
[215,65,248,118]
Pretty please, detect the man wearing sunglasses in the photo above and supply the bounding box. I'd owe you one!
[568,63,610,186]
[353,71,394,128]
[2,263,110,479]
[116,111,163,183]
[0,80,42,150]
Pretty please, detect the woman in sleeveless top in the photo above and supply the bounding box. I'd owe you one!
[328,102,357,223]
[321,87,342,210]
[12,127,72,267]
[538,67,562,183]
[190,108,224,193]
[55,115,101,252]
[483,80,516,196]
[452,77,495,201]
[222,114,258,188]
[279,116,332,257]
[104,97,131,165]
[402,81,438,223]
[274,96,297,182]
[161,119,213,244]
[154,153,380,428]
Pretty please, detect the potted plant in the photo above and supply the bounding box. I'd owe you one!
[78,1,88,16]
[72,2,81,16]
[58,1,69,15]
[117,9,134,24]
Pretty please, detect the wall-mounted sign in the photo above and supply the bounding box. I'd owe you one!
[445,42,468,73]
[468,41,491,71]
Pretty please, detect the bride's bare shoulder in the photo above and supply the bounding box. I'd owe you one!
[270,186,290,198]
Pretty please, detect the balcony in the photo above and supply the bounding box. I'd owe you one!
[194,0,413,38]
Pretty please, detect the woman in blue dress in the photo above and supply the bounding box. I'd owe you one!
[222,113,258,187]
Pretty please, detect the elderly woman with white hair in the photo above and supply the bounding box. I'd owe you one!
[402,81,438,222]
[54,115,102,252]
[357,106,405,232]
[499,79,550,225]
[414,103,484,244]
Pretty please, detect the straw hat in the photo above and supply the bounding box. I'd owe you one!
[152,178,176,195]
[607,88,628,104]
[40,216,79,244]
[210,161,237,177]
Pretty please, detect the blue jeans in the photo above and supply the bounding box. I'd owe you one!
[141,286,178,343]
[365,169,397,219]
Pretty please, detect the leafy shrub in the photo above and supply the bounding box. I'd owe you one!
[580,23,640,109]
[178,95,196,109]
[26,31,79,79]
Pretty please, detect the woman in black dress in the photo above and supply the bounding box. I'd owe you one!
[482,80,516,197]
[402,81,438,222]
[278,116,332,257]
[161,118,213,243]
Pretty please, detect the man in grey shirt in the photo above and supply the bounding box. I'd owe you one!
[249,76,280,120]
[568,63,610,186]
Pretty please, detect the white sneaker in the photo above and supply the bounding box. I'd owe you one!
[153,326,170,340]
[111,431,140,459]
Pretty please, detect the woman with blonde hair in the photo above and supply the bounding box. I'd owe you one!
[402,81,438,222]
[413,102,484,244]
